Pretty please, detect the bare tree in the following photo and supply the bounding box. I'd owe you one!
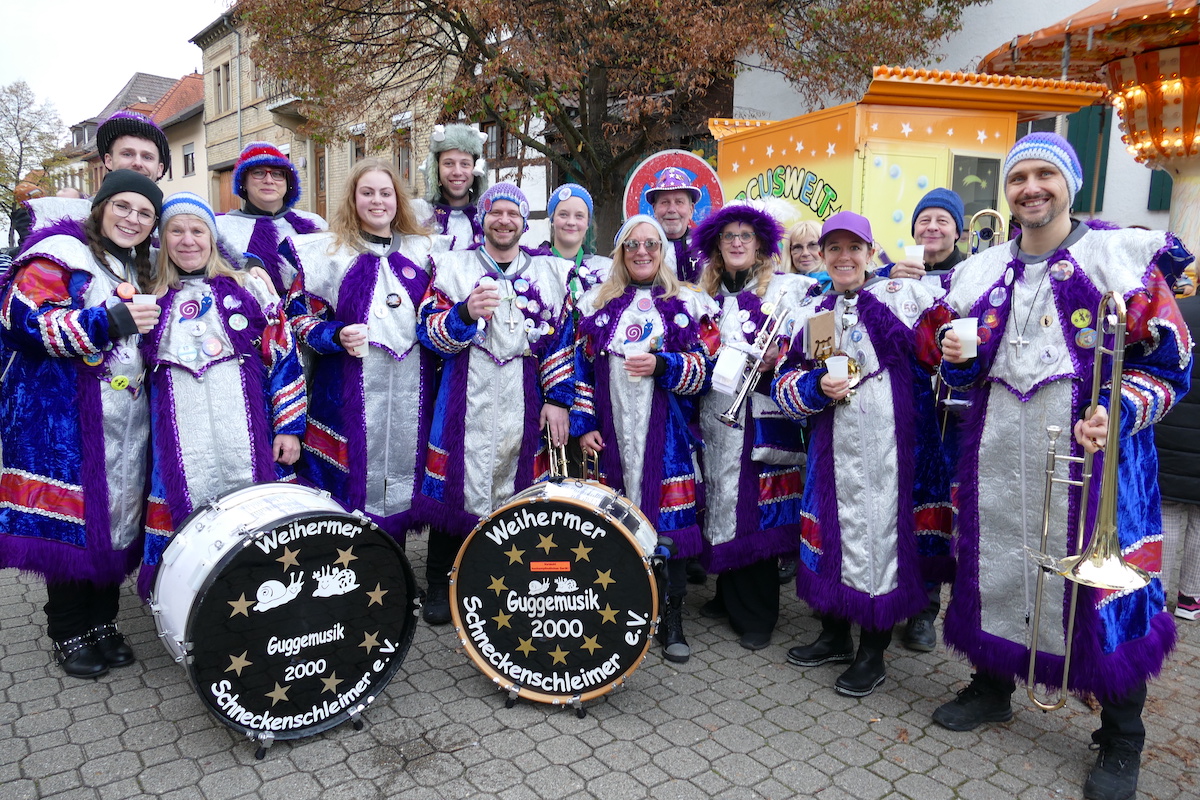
[1,81,64,247]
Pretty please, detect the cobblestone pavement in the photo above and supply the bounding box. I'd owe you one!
[2,549,1197,800]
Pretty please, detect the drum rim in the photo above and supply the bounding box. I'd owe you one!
[449,488,659,705]
[173,506,420,739]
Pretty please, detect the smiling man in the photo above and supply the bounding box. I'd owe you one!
[933,132,1194,800]
[646,167,703,284]
[414,123,490,250]
[415,182,574,624]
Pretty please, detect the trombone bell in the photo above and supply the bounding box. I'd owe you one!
[969,209,1006,254]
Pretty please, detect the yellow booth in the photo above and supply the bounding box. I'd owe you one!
[710,66,1107,257]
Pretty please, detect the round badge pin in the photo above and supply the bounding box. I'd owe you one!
[115,347,133,365]
[1041,314,1054,328]
[515,295,529,310]
[527,300,540,314]
[514,278,530,293]
[110,375,129,391]
[402,266,417,280]
[178,344,198,362]
[800,296,813,307]
[116,282,136,300]
[373,305,386,318]
[1075,328,1098,348]
[674,313,689,328]
[386,293,402,308]
[479,276,497,287]
[977,327,992,344]
[229,314,248,331]
[543,323,554,336]
[760,302,775,316]
[1039,346,1058,364]
[738,309,751,322]
[988,286,1007,307]
[188,321,207,337]
[82,352,104,367]
[1051,260,1074,281]
[202,337,224,357]
[886,281,901,293]
[637,297,654,312]
[524,318,536,331]
[223,295,240,310]
[741,320,756,334]
[850,329,864,342]
[983,309,1000,328]
[1004,267,1015,286]
[1071,308,1092,328]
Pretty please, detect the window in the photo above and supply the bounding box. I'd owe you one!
[251,61,264,100]
[951,155,1001,218]
[183,143,196,177]
[214,62,232,114]
[1148,168,1173,211]
[1065,106,1111,214]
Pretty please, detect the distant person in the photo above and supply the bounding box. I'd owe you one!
[413,123,490,249]
[646,166,703,284]
[881,187,966,291]
[215,142,328,295]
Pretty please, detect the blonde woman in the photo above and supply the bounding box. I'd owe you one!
[139,192,306,596]
[785,220,830,290]
[573,214,721,663]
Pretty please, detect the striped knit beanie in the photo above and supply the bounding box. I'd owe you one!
[1002,133,1083,206]
[477,182,530,228]
[159,192,218,241]
[233,142,301,209]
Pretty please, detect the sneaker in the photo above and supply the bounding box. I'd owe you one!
[1176,593,1200,621]
[931,675,1014,731]
[1083,738,1140,800]
[901,614,936,652]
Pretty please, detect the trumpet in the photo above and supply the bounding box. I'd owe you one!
[715,290,789,429]
[1024,292,1150,711]
[969,209,1006,254]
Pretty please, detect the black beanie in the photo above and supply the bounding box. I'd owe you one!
[92,170,164,218]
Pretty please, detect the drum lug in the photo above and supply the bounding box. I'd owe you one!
[251,731,274,760]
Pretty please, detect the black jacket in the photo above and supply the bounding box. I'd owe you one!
[1154,294,1200,504]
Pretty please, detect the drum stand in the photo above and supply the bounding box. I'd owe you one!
[250,710,366,759]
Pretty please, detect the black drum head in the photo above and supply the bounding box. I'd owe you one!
[451,495,658,704]
[186,512,416,739]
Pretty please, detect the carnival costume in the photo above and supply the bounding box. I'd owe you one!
[216,142,327,294]
[938,222,1192,701]
[286,230,450,541]
[139,272,306,597]
[416,246,575,536]
[773,277,954,630]
[414,123,490,250]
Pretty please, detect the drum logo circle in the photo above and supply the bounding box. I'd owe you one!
[187,513,414,738]
[452,498,657,702]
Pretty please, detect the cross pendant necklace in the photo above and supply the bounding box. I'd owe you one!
[503,286,519,333]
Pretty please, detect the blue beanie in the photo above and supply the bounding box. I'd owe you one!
[476,182,530,228]
[1002,132,1083,206]
[911,188,965,237]
[160,192,218,241]
[547,183,593,219]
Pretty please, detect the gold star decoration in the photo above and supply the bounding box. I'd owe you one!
[492,610,512,629]
[548,645,570,665]
[321,672,344,694]
[366,584,388,606]
[516,638,537,656]
[359,631,380,653]
[580,635,602,655]
[594,569,616,590]
[571,542,593,562]
[487,576,508,596]
[225,651,252,676]
[536,534,556,554]
[276,546,300,569]
[227,594,254,618]
[265,682,290,706]
[504,545,525,565]
[335,547,358,568]
[598,604,619,624]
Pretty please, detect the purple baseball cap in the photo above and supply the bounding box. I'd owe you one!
[644,167,702,204]
[818,211,873,247]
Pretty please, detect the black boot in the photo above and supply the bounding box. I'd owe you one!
[53,634,108,679]
[787,616,853,667]
[88,623,134,667]
[931,672,1015,731]
[659,595,690,663]
[422,584,452,625]
[902,592,940,652]
[1084,735,1141,800]
[835,626,891,697]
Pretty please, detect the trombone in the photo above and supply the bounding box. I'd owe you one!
[969,209,1006,254]
[1024,292,1150,711]
[716,290,789,429]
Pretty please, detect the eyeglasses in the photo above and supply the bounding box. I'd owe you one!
[248,168,288,181]
[622,239,662,253]
[720,231,755,243]
[107,199,156,225]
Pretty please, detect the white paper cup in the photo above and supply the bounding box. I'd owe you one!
[904,245,925,263]
[624,339,651,382]
[343,323,369,358]
[131,293,158,305]
[950,317,979,358]
[825,355,849,380]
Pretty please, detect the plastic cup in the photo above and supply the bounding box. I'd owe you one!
[131,293,157,305]
[625,339,651,382]
[343,323,369,358]
[904,245,925,263]
[825,355,849,380]
[950,317,979,358]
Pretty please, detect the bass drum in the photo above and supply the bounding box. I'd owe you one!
[450,479,659,706]
[152,482,417,741]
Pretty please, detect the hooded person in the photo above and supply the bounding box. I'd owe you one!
[932,132,1194,800]
[412,123,490,249]
[415,181,575,624]
[215,141,328,295]
[0,169,164,678]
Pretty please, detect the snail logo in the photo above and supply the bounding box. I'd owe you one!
[311,564,360,598]
[553,577,578,593]
[253,572,305,612]
[528,577,551,595]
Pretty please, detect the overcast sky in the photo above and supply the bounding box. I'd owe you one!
[1,1,231,135]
